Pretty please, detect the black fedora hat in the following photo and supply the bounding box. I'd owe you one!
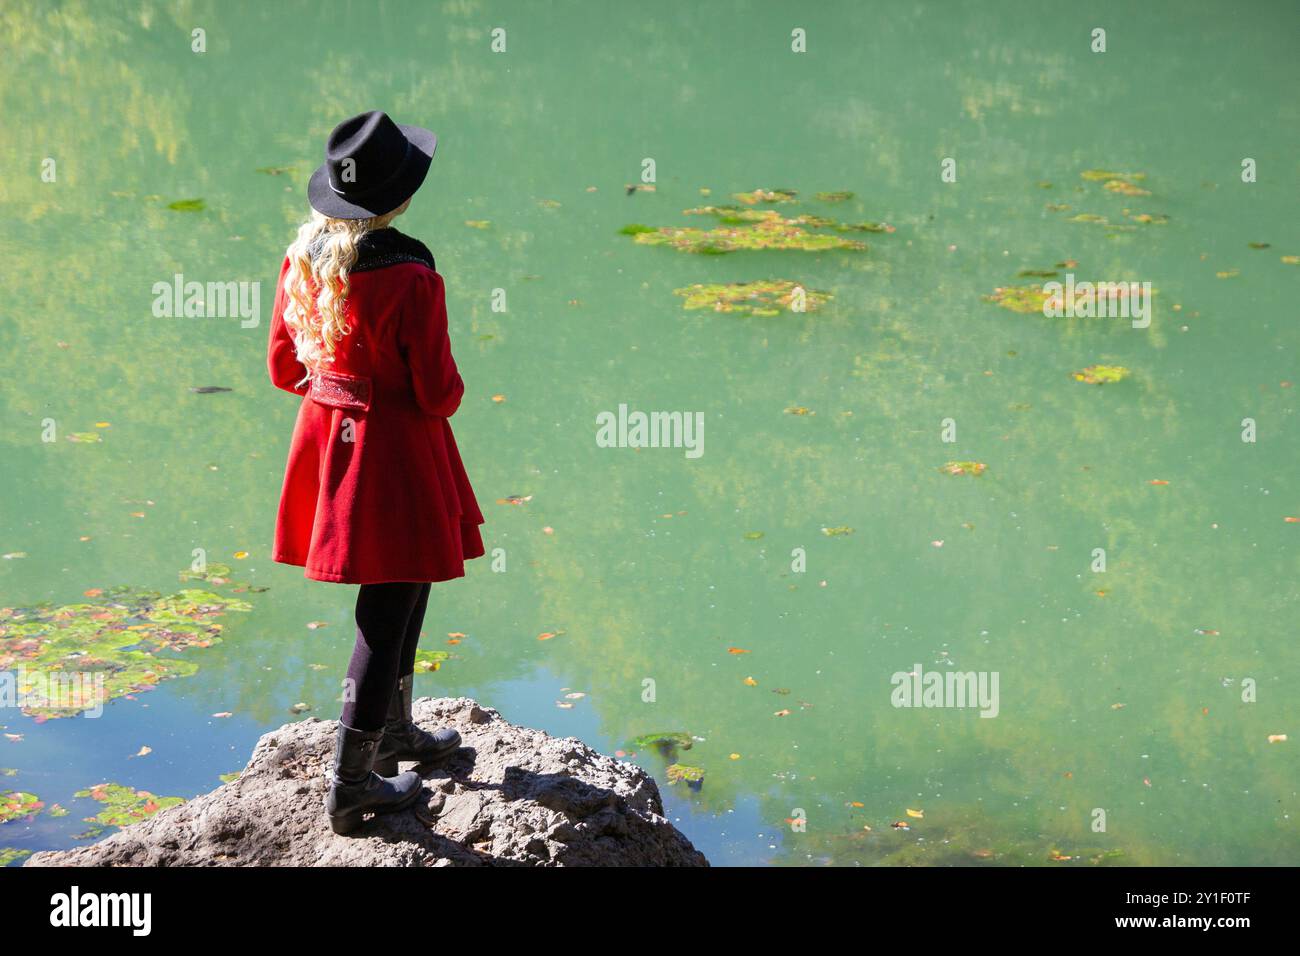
[307,111,437,220]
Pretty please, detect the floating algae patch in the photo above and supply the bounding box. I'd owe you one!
[630,732,694,756]
[984,284,1054,314]
[941,461,987,477]
[830,219,894,234]
[684,204,794,223]
[0,579,252,719]
[73,783,184,839]
[1080,170,1146,183]
[629,213,868,254]
[1073,365,1130,384]
[413,649,451,673]
[684,205,893,233]
[627,187,889,255]
[179,562,267,593]
[985,278,1155,316]
[1057,171,1167,227]
[733,187,797,204]
[816,191,854,202]
[674,280,831,316]
[1104,179,1150,197]
[666,763,706,788]
[1,790,44,824]
[0,848,31,866]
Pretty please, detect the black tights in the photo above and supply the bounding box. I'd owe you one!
[340,581,432,731]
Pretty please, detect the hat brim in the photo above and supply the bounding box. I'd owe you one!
[307,124,437,220]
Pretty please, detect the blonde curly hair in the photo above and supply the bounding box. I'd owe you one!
[281,204,405,380]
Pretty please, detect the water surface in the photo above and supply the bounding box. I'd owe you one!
[1,0,1297,865]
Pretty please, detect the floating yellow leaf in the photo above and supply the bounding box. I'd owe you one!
[906,808,924,819]
[940,461,985,477]
[743,676,758,686]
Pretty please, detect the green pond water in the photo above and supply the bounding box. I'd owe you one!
[1,0,1298,866]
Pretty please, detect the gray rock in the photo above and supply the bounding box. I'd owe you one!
[26,697,708,867]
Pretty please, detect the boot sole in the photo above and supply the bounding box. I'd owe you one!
[327,782,424,836]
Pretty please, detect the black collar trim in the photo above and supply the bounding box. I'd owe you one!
[350,228,436,274]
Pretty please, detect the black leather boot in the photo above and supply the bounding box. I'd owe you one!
[373,674,462,777]
[325,721,424,835]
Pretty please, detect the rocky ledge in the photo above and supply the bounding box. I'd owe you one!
[26,697,708,867]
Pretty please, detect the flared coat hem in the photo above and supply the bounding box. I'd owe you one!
[272,541,484,585]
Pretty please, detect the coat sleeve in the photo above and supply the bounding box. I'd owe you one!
[267,257,309,395]
[398,268,464,418]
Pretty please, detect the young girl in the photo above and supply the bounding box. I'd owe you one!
[267,111,485,835]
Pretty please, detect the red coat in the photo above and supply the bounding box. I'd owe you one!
[267,249,484,584]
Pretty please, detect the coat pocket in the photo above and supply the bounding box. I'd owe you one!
[309,369,373,411]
